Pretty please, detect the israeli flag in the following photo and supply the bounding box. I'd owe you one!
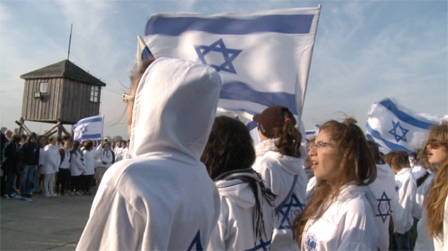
[143,7,321,130]
[73,115,104,142]
[366,98,442,153]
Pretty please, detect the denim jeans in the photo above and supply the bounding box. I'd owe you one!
[32,166,42,192]
[20,165,35,196]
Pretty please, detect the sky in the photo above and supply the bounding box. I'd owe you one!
[1,0,447,139]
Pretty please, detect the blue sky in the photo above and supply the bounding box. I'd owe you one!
[1,1,447,139]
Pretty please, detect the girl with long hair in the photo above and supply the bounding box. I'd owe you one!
[292,118,379,251]
[202,116,276,250]
[70,141,85,195]
[423,123,447,251]
[252,105,308,250]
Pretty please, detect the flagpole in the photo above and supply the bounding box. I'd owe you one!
[67,23,73,60]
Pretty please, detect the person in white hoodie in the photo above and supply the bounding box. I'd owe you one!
[251,105,307,251]
[41,137,61,198]
[81,140,95,195]
[384,150,416,250]
[76,57,221,251]
[293,118,379,251]
[367,140,397,251]
[422,123,447,251]
[202,116,276,250]
[94,141,114,186]
[70,141,85,195]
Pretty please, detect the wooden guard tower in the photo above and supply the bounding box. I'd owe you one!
[18,59,106,138]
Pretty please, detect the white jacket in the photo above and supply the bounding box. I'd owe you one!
[301,184,379,251]
[415,210,435,251]
[393,167,416,234]
[433,194,448,251]
[253,151,307,251]
[97,149,114,168]
[70,151,85,176]
[41,144,60,175]
[412,170,434,219]
[207,179,275,250]
[82,149,95,176]
[368,163,397,251]
[76,57,221,251]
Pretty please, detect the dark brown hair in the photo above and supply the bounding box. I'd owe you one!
[201,116,256,180]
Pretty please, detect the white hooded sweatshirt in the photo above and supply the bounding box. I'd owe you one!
[76,57,222,251]
[207,179,275,250]
[301,183,379,251]
[41,144,60,175]
[393,167,416,234]
[253,151,307,251]
[368,163,397,251]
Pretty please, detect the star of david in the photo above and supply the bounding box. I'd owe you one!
[245,238,271,251]
[277,193,304,230]
[376,191,391,223]
[79,125,88,133]
[187,230,203,251]
[388,120,409,142]
[194,38,242,74]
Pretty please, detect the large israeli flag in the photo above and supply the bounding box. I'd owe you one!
[366,98,443,153]
[73,115,104,142]
[143,7,321,130]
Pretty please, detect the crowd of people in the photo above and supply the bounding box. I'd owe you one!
[0,130,131,199]
[77,57,447,251]
[1,57,446,251]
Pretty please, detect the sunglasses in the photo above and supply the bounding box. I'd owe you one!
[427,139,442,150]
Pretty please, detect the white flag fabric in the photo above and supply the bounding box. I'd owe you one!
[73,115,104,142]
[143,7,321,130]
[366,98,443,153]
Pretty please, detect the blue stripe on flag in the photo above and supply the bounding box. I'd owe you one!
[78,133,102,140]
[145,15,314,36]
[220,81,297,114]
[366,122,412,153]
[380,99,435,130]
[74,117,103,127]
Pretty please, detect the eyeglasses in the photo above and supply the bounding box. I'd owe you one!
[310,141,337,149]
[122,93,134,103]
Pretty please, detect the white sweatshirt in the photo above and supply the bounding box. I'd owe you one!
[82,149,95,176]
[253,151,307,251]
[301,184,379,251]
[368,163,397,251]
[41,144,60,175]
[415,210,435,251]
[70,151,85,176]
[412,170,434,219]
[393,167,416,234]
[76,57,222,251]
[207,179,275,250]
[433,195,448,251]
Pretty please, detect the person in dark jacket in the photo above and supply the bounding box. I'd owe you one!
[2,134,21,198]
[1,132,8,197]
[19,132,39,198]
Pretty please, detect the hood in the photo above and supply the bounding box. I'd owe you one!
[130,57,221,163]
[376,163,394,180]
[216,179,255,209]
[264,151,304,175]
